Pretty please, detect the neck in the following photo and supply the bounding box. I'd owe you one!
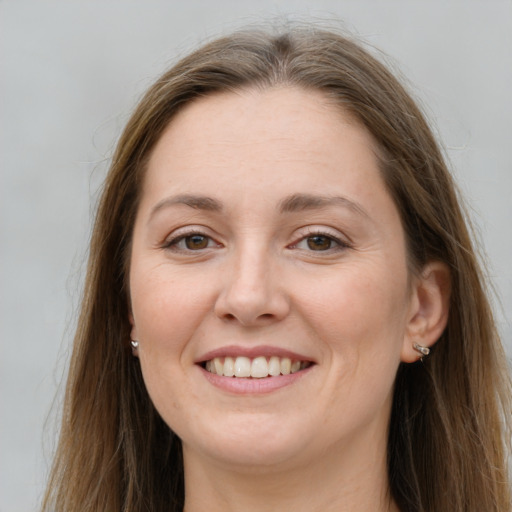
[182,433,398,512]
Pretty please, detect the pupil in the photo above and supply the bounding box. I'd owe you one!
[307,235,331,251]
[186,235,208,250]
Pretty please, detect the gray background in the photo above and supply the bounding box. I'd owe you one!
[1,1,511,510]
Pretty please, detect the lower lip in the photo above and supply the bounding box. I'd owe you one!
[199,365,314,394]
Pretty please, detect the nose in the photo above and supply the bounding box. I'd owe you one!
[214,244,290,326]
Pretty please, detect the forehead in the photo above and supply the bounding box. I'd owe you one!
[152,87,371,152]
[143,87,384,197]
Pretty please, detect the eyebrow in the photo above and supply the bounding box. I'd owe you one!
[278,193,370,219]
[149,194,223,220]
[148,192,370,221]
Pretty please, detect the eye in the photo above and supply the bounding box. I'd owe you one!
[304,235,335,251]
[182,234,210,250]
[290,229,350,253]
[163,231,220,252]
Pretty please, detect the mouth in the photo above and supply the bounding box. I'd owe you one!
[201,356,313,378]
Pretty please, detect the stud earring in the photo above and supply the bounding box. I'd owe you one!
[413,343,430,357]
[130,340,139,349]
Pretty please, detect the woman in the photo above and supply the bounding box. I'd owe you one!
[42,27,511,511]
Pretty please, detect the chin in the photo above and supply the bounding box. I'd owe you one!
[180,414,311,470]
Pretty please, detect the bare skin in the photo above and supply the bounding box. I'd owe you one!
[129,87,449,512]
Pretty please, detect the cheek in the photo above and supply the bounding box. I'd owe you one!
[301,263,409,344]
[314,272,407,409]
[131,268,214,426]
[129,267,218,417]
[297,263,409,399]
[131,267,214,344]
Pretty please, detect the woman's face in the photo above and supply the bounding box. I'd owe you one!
[129,87,419,472]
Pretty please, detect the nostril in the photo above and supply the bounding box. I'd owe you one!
[214,284,290,325]
[220,311,275,325]
[222,313,236,321]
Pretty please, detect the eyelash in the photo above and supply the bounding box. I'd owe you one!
[289,229,351,253]
[162,230,221,252]
[162,228,351,254]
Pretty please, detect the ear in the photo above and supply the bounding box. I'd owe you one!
[401,261,451,363]
[129,312,139,356]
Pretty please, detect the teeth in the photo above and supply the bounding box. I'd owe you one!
[214,358,223,375]
[251,356,269,378]
[223,356,235,377]
[280,357,291,375]
[234,356,251,377]
[268,356,281,376]
[204,356,310,378]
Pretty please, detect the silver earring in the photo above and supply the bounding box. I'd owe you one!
[130,340,139,349]
[413,343,430,357]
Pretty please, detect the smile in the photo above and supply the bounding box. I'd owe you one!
[203,356,311,378]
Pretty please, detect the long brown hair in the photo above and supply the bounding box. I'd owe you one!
[42,27,511,511]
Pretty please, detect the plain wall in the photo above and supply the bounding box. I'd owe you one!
[1,1,511,510]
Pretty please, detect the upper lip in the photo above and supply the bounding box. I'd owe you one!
[195,345,316,364]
